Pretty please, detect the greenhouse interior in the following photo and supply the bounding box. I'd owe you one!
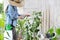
[0,0,60,40]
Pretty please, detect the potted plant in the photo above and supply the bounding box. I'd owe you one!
[46,27,60,40]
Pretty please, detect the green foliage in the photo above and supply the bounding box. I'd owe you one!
[0,13,5,28]
[17,19,26,34]
[0,27,4,40]
[18,19,26,28]
[0,34,4,40]
[56,28,60,35]
[25,11,42,40]
[0,18,5,27]
[17,11,42,40]
[0,3,5,28]
[46,28,60,40]
[47,28,54,35]
[0,3,4,40]
[0,3,3,14]
[51,37,57,40]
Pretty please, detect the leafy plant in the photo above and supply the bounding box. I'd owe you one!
[0,10,5,28]
[17,11,42,40]
[0,3,4,40]
[56,28,60,35]
[0,3,3,14]
[47,28,54,35]
[17,19,26,34]
[0,34,4,40]
[46,27,60,40]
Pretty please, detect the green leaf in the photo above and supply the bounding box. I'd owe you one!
[47,28,54,35]
[0,19,5,27]
[18,20,25,28]
[56,28,60,35]
[0,34,4,40]
[51,37,57,40]
[0,3,3,14]
[35,29,39,33]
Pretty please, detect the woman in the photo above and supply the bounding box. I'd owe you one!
[5,0,30,40]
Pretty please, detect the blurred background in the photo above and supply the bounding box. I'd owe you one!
[0,0,5,40]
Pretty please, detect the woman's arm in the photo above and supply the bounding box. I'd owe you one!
[9,0,24,7]
[18,13,31,19]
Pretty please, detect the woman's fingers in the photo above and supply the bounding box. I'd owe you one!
[25,13,31,17]
[18,16,24,19]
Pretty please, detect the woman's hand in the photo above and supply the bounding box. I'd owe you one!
[18,16,24,19]
[24,13,31,17]
[18,13,31,19]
